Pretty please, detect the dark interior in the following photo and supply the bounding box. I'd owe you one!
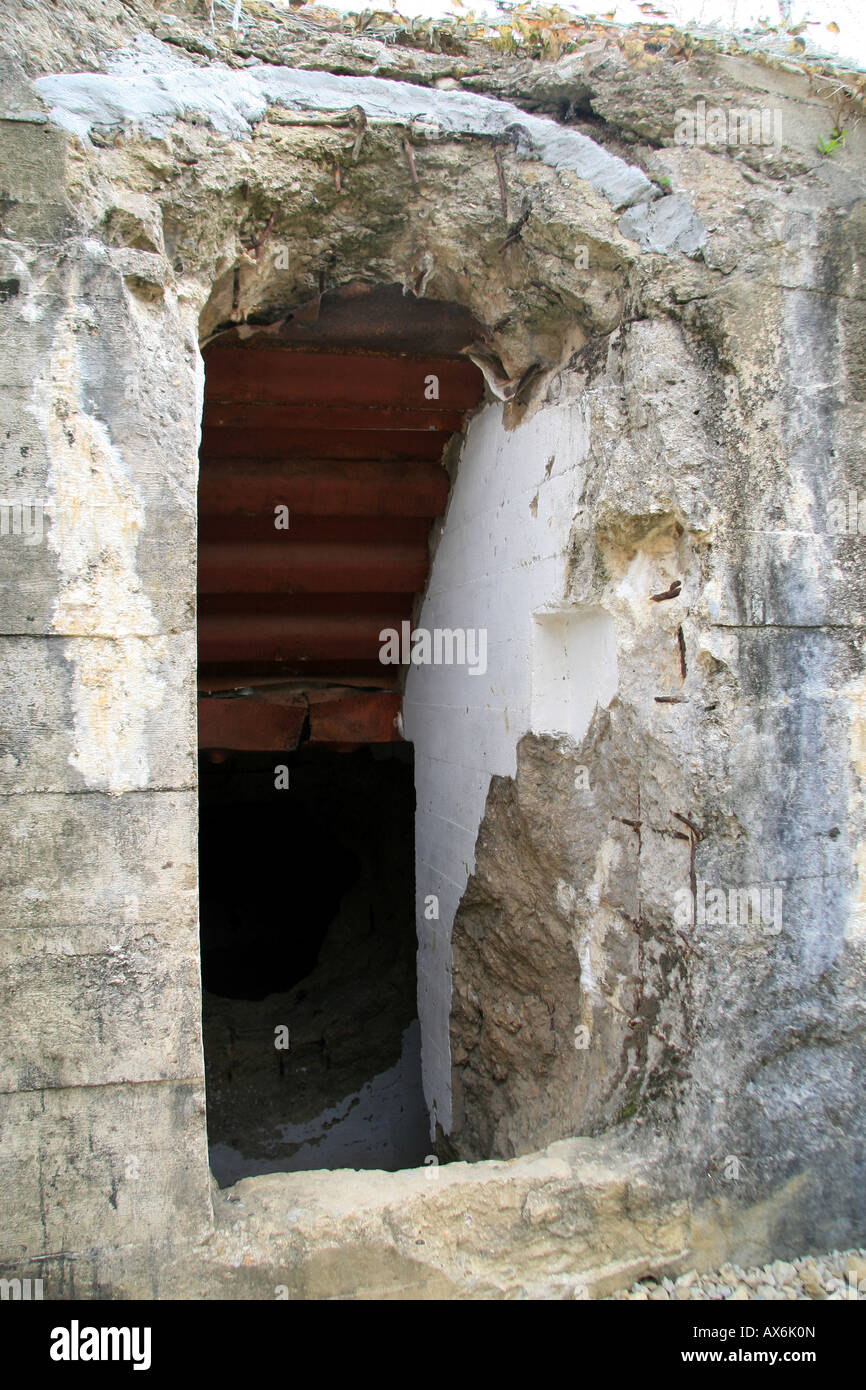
[198,744,428,1182]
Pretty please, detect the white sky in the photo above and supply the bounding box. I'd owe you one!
[299,1,866,68]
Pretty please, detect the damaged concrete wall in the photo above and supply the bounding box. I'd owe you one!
[1,0,865,1296]
[429,216,866,1257]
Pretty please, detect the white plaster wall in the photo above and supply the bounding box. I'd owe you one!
[530,608,618,745]
[403,398,617,1134]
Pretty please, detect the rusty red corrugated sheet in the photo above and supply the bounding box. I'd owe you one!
[197,336,484,748]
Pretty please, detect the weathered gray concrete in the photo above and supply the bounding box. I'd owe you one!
[1,0,865,1298]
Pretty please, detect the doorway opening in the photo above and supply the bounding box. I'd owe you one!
[196,281,484,1180]
[199,743,424,1183]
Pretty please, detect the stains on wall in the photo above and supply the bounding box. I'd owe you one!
[34,297,166,793]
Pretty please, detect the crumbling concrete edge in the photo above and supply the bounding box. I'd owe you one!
[190,1138,822,1300]
[31,35,705,257]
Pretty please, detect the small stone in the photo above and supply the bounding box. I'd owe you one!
[649,1285,670,1300]
[801,1270,827,1300]
[730,1283,752,1300]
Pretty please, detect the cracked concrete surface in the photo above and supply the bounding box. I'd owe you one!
[1,0,866,1299]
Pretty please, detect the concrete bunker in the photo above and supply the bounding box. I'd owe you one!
[4,19,866,1297]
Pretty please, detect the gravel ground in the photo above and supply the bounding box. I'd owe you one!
[608,1250,866,1300]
